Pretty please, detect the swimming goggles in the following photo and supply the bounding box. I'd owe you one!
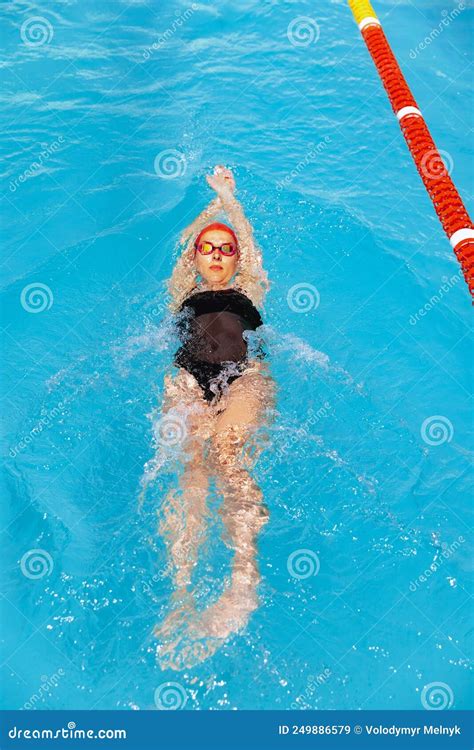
[195,241,238,256]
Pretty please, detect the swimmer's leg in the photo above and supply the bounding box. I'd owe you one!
[155,371,213,639]
[194,367,276,640]
[159,438,209,591]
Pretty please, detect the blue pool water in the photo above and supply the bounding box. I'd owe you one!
[1,0,472,712]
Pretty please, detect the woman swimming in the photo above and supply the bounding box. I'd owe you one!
[153,166,276,670]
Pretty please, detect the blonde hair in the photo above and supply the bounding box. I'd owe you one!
[166,205,270,313]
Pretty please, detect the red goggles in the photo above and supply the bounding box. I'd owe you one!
[194,240,238,256]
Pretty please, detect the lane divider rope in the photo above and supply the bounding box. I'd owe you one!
[348,0,474,297]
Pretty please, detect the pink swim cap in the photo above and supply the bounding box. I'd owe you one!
[194,222,238,247]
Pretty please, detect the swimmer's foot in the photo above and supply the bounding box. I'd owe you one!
[157,633,224,672]
[154,588,195,641]
[155,589,202,671]
[156,589,226,671]
[190,569,260,640]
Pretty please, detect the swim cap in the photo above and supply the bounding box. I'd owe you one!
[194,222,238,247]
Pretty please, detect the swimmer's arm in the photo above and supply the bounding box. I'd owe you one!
[180,197,222,246]
[215,188,256,254]
[206,167,257,253]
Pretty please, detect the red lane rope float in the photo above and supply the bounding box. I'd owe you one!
[348,0,474,297]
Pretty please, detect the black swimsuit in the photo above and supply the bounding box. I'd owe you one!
[174,288,264,403]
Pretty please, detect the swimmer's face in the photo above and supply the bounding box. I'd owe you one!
[194,229,239,287]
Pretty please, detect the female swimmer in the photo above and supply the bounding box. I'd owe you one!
[154,166,276,670]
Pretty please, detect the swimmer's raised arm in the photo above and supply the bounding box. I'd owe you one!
[180,196,222,246]
[206,167,256,254]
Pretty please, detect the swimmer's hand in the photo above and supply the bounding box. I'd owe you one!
[206,165,235,199]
